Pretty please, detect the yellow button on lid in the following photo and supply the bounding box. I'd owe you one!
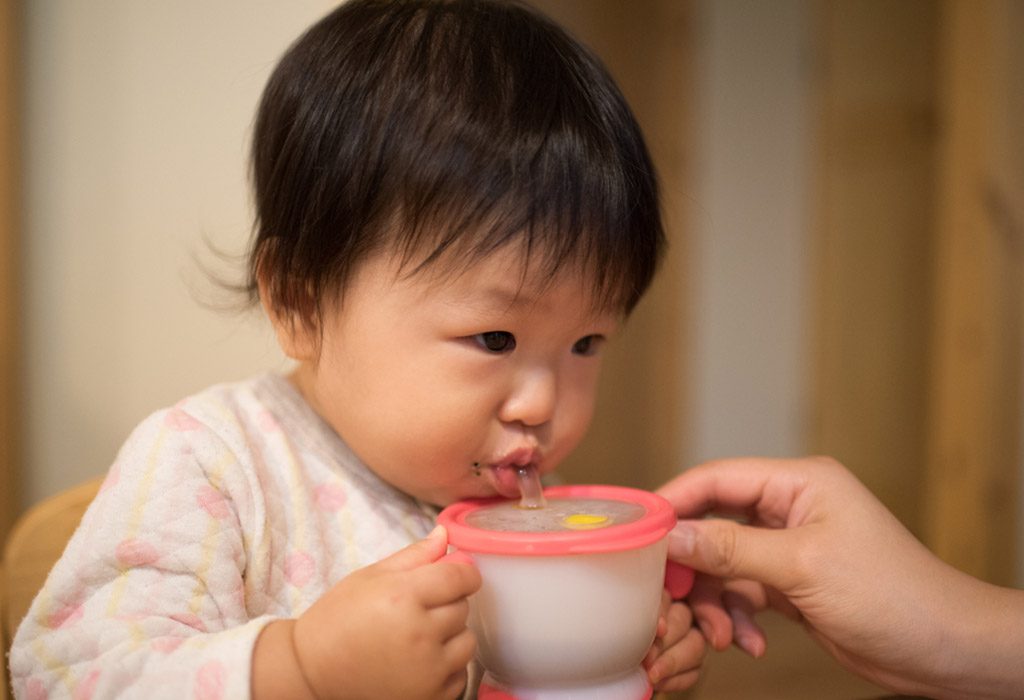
[562,513,610,530]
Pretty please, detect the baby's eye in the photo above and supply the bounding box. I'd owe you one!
[474,331,517,353]
[572,335,604,356]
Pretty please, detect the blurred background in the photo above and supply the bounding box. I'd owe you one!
[1,1,1022,698]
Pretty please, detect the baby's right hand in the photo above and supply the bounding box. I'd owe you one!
[291,526,481,700]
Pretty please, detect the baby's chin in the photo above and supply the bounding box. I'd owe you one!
[421,481,512,510]
[408,484,486,510]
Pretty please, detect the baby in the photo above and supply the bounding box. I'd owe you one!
[10,1,705,698]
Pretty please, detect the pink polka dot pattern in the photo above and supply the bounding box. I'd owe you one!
[152,637,185,653]
[115,538,160,568]
[73,669,100,700]
[284,551,316,588]
[193,661,225,700]
[165,407,202,432]
[196,485,231,520]
[169,613,207,633]
[314,483,347,512]
[257,410,280,432]
[25,678,48,700]
[47,603,83,629]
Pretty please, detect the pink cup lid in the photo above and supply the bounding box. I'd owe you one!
[438,484,677,556]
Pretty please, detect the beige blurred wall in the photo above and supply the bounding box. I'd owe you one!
[18,2,345,504]
[684,0,812,465]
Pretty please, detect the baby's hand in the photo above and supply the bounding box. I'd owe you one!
[292,526,481,700]
[643,589,706,693]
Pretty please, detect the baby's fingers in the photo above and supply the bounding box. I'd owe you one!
[438,627,477,698]
[646,596,693,665]
[648,626,706,692]
[660,599,695,649]
[416,557,482,608]
[443,626,477,669]
[440,668,470,700]
[428,597,472,641]
[376,525,450,573]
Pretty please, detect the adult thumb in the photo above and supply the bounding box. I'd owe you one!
[376,525,449,572]
[667,519,798,593]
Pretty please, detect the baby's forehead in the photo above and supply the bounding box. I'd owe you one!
[394,243,623,317]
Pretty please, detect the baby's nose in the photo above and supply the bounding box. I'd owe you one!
[498,368,557,427]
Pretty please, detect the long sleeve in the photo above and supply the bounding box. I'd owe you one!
[9,407,273,700]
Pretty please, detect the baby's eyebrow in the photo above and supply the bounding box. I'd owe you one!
[437,285,529,317]
[437,281,536,311]
[480,285,536,309]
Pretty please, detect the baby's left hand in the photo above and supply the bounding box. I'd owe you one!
[643,590,706,693]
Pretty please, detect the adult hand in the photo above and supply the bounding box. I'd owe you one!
[657,456,1024,700]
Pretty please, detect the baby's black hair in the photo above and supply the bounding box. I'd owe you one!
[248,0,664,326]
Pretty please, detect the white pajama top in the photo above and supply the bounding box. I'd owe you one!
[9,373,441,699]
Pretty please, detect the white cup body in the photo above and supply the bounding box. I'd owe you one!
[468,537,667,688]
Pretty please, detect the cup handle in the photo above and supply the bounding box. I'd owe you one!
[664,560,695,600]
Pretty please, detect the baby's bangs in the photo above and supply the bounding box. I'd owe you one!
[393,170,659,315]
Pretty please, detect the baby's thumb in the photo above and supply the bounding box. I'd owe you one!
[378,525,449,572]
[668,519,797,593]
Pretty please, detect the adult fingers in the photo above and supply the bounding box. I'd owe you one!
[657,457,799,514]
[687,574,733,651]
[668,518,802,594]
[723,588,766,658]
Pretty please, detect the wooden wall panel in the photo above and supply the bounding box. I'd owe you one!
[923,0,1023,585]
[0,0,21,543]
[812,0,1022,584]
[809,0,939,536]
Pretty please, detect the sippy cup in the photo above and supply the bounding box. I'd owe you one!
[437,484,694,700]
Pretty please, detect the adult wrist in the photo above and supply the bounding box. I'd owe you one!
[943,584,1024,699]
[908,575,1024,700]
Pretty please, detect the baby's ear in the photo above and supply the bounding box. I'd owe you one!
[257,275,320,362]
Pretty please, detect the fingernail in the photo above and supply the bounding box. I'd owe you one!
[698,619,716,648]
[737,632,764,658]
[669,522,697,557]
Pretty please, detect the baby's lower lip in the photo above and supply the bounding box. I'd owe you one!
[488,465,522,499]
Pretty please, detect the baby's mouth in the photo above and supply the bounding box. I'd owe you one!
[476,445,543,498]
[488,464,529,499]
[478,447,541,498]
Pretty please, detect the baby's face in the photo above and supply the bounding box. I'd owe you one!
[277,245,620,507]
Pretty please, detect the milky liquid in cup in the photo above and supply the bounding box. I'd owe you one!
[465,496,646,533]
